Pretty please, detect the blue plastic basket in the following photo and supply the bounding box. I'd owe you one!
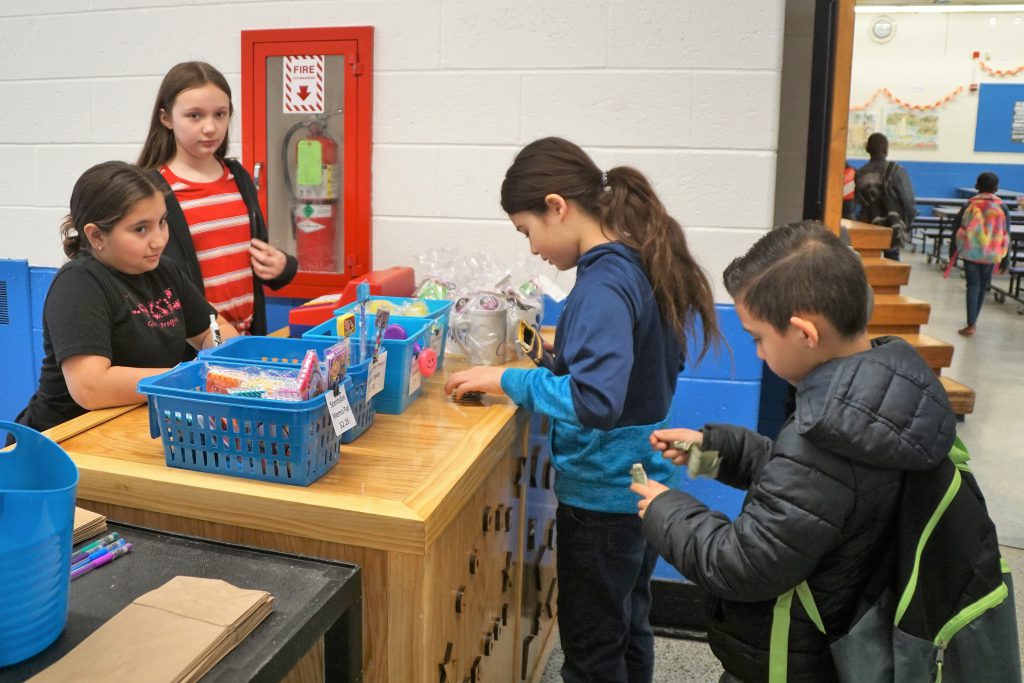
[0,422,78,667]
[137,359,343,486]
[198,336,375,443]
[333,296,452,369]
[303,317,431,414]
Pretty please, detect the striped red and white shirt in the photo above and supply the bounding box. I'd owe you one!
[161,162,255,332]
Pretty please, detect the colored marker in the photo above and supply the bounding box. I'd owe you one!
[210,314,223,346]
[357,283,370,364]
[72,532,120,562]
[71,538,127,572]
[71,543,132,580]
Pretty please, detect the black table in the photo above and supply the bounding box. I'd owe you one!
[0,523,361,683]
[957,186,1023,200]
[917,196,968,207]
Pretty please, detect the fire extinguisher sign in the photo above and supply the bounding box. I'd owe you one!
[283,55,324,114]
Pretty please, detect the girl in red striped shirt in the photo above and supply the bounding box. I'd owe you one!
[138,62,297,338]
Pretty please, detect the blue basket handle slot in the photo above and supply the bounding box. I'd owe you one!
[0,420,79,493]
[148,401,160,439]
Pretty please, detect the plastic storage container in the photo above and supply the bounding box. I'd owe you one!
[303,317,431,415]
[0,422,79,667]
[137,359,344,486]
[198,336,375,443]
[333,295,452,369]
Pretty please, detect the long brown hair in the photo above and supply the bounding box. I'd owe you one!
[60,161,161,258]
[137,61,233,170]
[500,137,721,360]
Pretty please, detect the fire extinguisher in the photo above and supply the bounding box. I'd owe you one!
[282,112,342,272]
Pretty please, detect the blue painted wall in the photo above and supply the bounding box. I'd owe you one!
[651,303,768,580]
[849,159,1024,210]
[0,260,43,423]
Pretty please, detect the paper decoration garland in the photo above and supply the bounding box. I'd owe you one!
[976,58,1024,78]
[849,86,964,112]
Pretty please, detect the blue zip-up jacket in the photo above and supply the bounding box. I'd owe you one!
[501,242,684,513]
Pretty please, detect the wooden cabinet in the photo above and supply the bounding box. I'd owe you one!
[519,413,559,682]
[46,366,558,683]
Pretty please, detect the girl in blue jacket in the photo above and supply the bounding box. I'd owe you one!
[445,137,720,682]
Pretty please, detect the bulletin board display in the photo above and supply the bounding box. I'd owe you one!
[974,83,1024,153]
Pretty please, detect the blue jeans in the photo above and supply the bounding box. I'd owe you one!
[556,504,658,683]
[964,260,995,327]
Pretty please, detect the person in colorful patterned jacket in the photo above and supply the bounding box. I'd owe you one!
[138,62,298,341]
[952,172,1010,337]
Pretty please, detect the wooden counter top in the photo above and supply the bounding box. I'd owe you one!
[48,367,528,556]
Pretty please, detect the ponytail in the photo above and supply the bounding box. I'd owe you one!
[60,215,84,258]
[501,137,721,361]
[597,167,720,361]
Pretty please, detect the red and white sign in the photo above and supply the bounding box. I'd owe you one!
[283,55,324,113]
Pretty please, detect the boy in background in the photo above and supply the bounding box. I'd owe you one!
[631,221,957,682]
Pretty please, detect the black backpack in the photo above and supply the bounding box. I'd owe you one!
[857,162,910,249]
[769,437,1021,683]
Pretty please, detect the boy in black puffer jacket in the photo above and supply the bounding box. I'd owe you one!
[632,220,957,683]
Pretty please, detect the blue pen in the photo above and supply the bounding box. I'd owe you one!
[72,532,121,563]
[71,538,126,572]
[71,543,132,580]
[357,283,370,364]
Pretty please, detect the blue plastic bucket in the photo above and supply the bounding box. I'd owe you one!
[0,422,78,666]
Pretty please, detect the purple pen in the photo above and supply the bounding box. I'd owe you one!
[71,538,127,572]
[70,543,133,580]
[71,532,121,564]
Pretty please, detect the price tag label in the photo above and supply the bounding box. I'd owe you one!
[367,351,388,399]
[408,357,422,395]
[325,384,356,436]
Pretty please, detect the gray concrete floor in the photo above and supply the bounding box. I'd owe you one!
[541,247,1024,681]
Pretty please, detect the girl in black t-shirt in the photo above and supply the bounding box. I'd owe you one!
[13,161,235,436]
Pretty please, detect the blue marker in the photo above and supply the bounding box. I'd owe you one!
[71,538,126,572]
[71,532,121,564]
[357,282,370,364]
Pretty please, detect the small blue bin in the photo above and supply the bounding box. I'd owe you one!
[198,336,375,443]
[333,296,452,370]
[0,422,78,667]
[303,317,431,415]
[137,359,343,486]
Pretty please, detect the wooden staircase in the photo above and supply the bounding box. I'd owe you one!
[844,220,976,416]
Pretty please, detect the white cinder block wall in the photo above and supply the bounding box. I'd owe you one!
[0,0,785,301]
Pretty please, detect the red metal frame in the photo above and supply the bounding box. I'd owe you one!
[241,27,374,299]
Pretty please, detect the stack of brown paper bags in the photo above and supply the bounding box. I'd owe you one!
[72,507,107,545]
[30,576,274,682]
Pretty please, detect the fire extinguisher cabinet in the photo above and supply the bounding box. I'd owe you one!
[241,27,374,300]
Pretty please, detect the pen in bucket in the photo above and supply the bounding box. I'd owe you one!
[357,283,369,363]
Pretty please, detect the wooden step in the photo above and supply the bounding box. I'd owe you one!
[868,294,930,331]
[843,219,891,258]
[862,257,910,292]
[940,376,975,416]
[872,333,953,372]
